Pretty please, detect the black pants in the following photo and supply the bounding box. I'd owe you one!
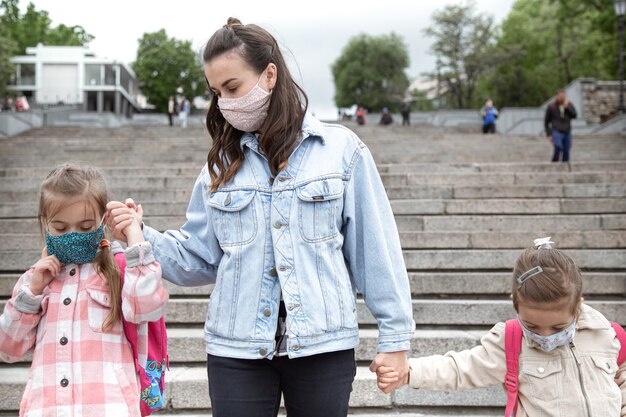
[482,123,495,134]
[207,349,356,417]
[168,112,173,126]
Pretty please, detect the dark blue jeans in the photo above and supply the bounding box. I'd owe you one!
[207,349,356,417]
[551,129,572,162]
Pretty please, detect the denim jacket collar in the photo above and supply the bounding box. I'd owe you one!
[239,113,326,152]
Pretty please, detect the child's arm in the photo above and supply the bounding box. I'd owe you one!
[110,204,168,324]
[407,322,506,391]
[0,268,51,362]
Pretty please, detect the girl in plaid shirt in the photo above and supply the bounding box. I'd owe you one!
[0,163,168,417]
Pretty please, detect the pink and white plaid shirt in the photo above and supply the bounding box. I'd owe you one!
[0,242,168,417]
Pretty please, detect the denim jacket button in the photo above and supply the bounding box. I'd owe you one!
[263,308,271,317]
[269,268,277,277]
[273,221,283,229]
[259,348,267,356]
[268,178,274,185]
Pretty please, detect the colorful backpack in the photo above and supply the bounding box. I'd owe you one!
[504,319,626,417]
[115,253,169,416]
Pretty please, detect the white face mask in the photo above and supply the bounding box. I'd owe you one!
[217,73,271,132]
[519,317,577,352]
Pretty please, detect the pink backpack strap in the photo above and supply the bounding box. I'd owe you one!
[504,319,523,417]
[114,254,142,369]
[611,322,626,366]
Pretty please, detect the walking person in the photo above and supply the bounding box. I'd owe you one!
[545,89,577,162]
[481,98,498,134]
[167,96,175,126]
[108,17,414,417]
[401,101,411,126]
[376,237,626,417]
[0,163,168,417]
[178,96,190,128]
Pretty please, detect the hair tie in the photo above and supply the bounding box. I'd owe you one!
[534,236,555,250]
[99,238,110,248]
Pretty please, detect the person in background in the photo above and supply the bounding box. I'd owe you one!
[167,96,176,126]
[379,107,393,125]
[545,89,577,162]
[401,101,411,126]
[179,96,190,128]
[355,106,367,125]
[481,98,498,134]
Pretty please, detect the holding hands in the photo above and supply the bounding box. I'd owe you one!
[369,351,410,393]
[106,198,144,246]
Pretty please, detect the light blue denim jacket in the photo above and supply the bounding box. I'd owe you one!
[143,115,415,359]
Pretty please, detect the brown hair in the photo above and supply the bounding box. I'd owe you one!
[38,163,122,332]
[203,17,308,190]
[511,243,583,314]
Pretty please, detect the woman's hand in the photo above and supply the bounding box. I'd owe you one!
[106,199,144,244]
[30,248,61,295]
[369,351,410,393]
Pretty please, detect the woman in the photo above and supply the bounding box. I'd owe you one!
[109,17,414,417]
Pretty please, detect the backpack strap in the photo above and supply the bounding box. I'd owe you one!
[504,319,523,417]
[610,322,626,366]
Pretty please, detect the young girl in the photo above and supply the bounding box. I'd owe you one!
[0,163,168,417]
[375,237,626,416]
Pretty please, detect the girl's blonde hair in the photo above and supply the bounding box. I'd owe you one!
[38,163,122,332]
[511,242,583,314]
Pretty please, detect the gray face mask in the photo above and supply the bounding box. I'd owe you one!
[519,318,577,352]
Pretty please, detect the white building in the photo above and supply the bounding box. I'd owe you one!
[8,44,140,117]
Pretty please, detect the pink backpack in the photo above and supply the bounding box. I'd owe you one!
[504,319,626,417]
[115,253,169,416]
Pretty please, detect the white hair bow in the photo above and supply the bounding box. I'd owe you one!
[534,237,554,250]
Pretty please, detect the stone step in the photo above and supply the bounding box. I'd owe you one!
[4,197,625,219]
[0,365,507,412]
[1,271,623,299]
[1,248,624,272]
[1,161,625,178]
[394,214,626,232]
[4,299,621,328]
[5,230,625,252]
[2,214,624,236]
[2,183,626,203]
[377,161,626,174]
[3,171,625,191]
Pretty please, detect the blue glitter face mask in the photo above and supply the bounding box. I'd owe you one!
[45,215,105,265]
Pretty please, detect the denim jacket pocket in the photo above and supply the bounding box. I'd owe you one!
[208,189,258,247]
[296,178,344,243]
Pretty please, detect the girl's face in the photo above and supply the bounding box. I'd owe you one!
[204,51,276,99]
[517,298,581,336]
[46,199,102,236]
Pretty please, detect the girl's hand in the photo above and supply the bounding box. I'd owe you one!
[375,366,400,391]
[106,199,144,243]
[30,248,61,295]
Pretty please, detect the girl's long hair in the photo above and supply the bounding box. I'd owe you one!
[203,17,308,190]
[38,163,122,332]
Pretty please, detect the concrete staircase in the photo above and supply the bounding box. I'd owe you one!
[0,123,624,416]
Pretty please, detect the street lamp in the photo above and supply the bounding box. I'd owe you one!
[614,0,626,114]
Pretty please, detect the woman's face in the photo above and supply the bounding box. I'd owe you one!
[205,51,276,100]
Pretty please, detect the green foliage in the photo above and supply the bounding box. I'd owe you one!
[332,33,410,111]
[476,0,618,107]
[423,2,496,109]
[0,33,16,96]
[0,0,94,55]
[132,29,205,112]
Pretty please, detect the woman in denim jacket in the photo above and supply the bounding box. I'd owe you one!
[109,17,414,417]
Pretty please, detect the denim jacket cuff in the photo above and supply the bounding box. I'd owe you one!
[377,331,414,352]
[124,242,156,267]
[14,285,44,314]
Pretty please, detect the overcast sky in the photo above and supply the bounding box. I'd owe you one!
[26,0,516,118]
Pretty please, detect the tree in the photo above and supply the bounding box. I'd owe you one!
[332,33,410,111]
[0,34,16,96]
[423,2,496,109]
[0,0,94,56]
[132,29,205,112]
[476,0,617,107]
